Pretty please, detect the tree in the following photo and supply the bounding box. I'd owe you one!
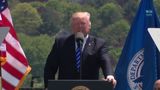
[12,3,42,35]
[99,19,130,47]
[97,19,129,70]
[98,3,124,27]
[108,47,122,69]
[8,0,20,9]
[30,1,45,9]
[154,0,160,16]
[46,0,69,12]
[123,0,139,23]
[44,0,82,33]
[61,2,82,29]
[38,7,63,35]
[66,0,115,7]
[18,33,54,77]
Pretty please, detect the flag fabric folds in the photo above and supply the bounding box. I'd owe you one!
[0,0,31,90]
[115,0,160,90]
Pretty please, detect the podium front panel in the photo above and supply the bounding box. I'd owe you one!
[48,80,113,90]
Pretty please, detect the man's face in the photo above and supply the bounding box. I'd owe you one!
[154,80,160,90]
[71,17,91,36]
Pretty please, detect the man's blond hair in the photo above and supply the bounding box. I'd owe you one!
[71,12,90,20]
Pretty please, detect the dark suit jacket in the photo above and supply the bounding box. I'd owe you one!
[44,34,113,88]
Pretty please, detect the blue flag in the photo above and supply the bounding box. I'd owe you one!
[115,0,160,89]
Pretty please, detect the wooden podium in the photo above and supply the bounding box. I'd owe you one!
[48,80,113,90]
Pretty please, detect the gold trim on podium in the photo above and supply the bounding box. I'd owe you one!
[72,85,90,90]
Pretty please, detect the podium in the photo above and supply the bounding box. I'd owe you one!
[48,80,113,90]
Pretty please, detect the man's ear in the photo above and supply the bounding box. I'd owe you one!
[89,22,91,29]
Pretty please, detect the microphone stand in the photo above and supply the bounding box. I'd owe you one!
[79,40,84,80]
[75,32,84,80]
[76,39,83,80]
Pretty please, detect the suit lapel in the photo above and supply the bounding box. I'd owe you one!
[64,34,76,63]
[82,35,95,60]
[69,35,76,59]
[69,35,78,71]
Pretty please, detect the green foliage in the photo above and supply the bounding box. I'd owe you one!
[98,3,124,27]
[99,19,130,47]
[18,33,54,77]
[154,0,160,16]
[43,0,83,33]
[66,0,115,7]
[46,0,71,13]
[30,1,45,8]
[108,47,122,68]
[123,0,139,23]
[12,3,42,35]
[22,74,44,88]
[8,0,20,9]
[62,2,82,29]
[22,74,32,87]
[38,7,63,35]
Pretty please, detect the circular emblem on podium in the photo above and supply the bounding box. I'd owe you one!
[72,85,90,90]
[127,49,144,90]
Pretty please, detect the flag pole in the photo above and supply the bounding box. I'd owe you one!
[0,43,7,90]
[0,57,2,90]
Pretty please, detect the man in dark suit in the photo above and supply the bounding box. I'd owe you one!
[44,12,116,89]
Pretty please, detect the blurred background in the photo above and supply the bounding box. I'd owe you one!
[8,0,160,88]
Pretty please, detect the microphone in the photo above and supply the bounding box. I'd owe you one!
[75,32,84,47]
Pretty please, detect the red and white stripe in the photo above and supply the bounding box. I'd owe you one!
[0,5,31,90]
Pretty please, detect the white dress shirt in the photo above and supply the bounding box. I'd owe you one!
[75,34,89,52]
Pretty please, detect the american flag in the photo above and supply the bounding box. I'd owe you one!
[0,0,31,90]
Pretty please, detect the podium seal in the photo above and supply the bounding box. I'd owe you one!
[72,85,89,90]
[127,49,144,90]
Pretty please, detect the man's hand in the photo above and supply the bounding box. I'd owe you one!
[102,75,117,88]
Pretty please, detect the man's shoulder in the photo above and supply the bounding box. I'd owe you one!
[89,35,105,43]
[89,35,108,51]
[55,31,73,41]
